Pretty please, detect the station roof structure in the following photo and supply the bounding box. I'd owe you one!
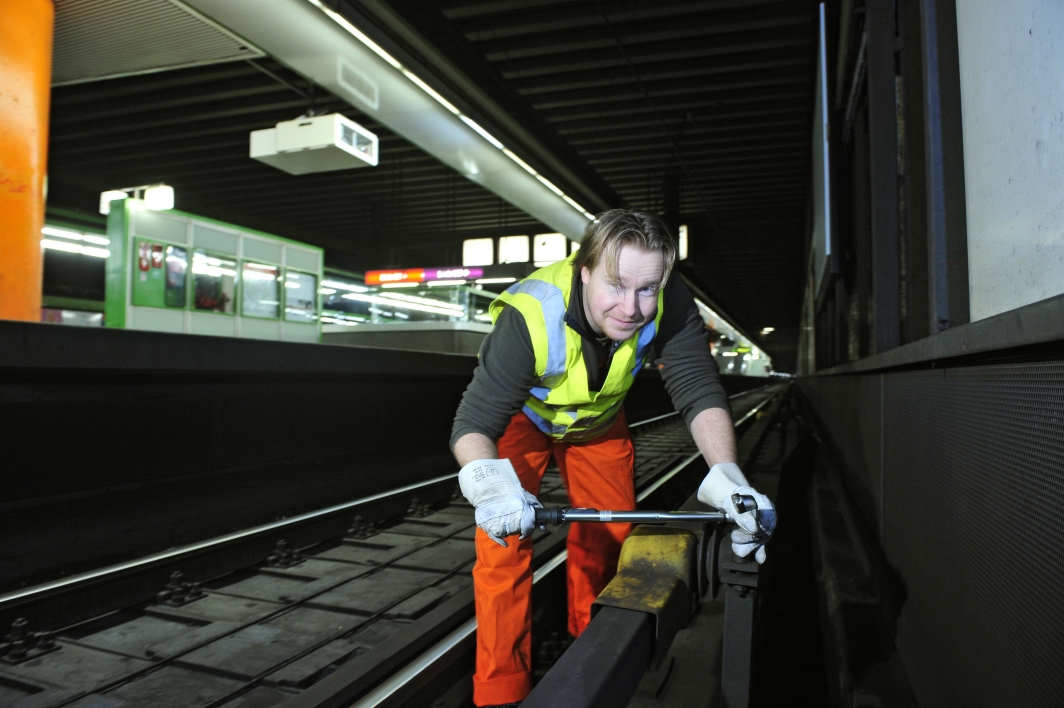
[47,0,816,369]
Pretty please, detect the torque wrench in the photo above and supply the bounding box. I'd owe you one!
[534,493,758,526]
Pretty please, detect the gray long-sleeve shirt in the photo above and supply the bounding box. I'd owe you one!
[450,271,729,450]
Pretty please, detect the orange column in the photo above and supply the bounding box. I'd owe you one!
[0,0,54,321]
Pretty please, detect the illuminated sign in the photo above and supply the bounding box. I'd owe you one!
[364,266,483,285]
[366,268,423,285]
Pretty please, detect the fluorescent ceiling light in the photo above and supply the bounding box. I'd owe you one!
[304,0,402,69]
[144,185,174,211]
[462,237,494,266]
[722,351,739,357]
[41,239,81,254]
[380,282,419,288]
[99,190,128,215]
[427,279,466,287]
[760,327,775,334]
[305,0,594,222]
[41,226,110,246]
[401,68,460,115]
[41,239,109,258]
[321,279,368,292]
[100,184,174,213]
[321,316,360,326]
[42,226,83,240]
[319,288,338,295]
[342,291,465,317]
[192,265,237,277]
[379,292,464,312]
[499,235,530,264]
[475,277,516,284]
[459,116,504,149]
[533,233,567,265]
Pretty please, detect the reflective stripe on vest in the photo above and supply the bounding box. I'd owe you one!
[489,255,665,441]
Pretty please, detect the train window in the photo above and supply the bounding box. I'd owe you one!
[283,270,318,323]
[163,246,187,308]
[241,262,280,319]
[191,249,237,314]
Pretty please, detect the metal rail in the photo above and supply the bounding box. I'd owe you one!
[4,386,778,615]
[5,385,782,708]
[627,383,775,429]
[348,550,570,708]
[338,386,782,707]
[0,472,459,611]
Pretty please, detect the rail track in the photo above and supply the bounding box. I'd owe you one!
[0,385,783,708]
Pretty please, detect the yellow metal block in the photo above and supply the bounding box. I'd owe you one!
[592,526,698,663]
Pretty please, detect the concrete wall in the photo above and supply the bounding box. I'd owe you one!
[800,363,1064,706]
[956,0,1064,320]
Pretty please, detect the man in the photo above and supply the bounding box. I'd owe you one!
[452,209,775,707]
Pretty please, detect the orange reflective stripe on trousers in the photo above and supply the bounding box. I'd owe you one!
[472,411,635,707]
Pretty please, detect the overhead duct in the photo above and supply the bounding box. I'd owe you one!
[181,0,593,241]
[52,0,265,85]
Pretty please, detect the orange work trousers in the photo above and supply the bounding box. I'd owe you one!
[472,410,635,706]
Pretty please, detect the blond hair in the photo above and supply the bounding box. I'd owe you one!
[573,209,677,286]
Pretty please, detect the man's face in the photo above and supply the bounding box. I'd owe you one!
[581,245,664,341]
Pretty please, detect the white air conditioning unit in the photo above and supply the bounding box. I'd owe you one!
[250,113,378,175]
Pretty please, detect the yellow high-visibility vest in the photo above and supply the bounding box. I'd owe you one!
[489,254,665,441]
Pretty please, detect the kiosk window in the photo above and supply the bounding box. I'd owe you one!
[192,250,236,314]
[284,271,317,323]
[164,246,188,308]
[241,262,280,318]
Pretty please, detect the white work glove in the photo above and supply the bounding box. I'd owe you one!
[458,458,542,548]
[697,462,777,564]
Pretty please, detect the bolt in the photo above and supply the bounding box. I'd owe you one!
[34,632,54,650]
[9,618,28,640]
[167,571,184,589]
[8,640,26,660]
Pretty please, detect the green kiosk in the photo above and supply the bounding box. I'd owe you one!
[104,199,323,343]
